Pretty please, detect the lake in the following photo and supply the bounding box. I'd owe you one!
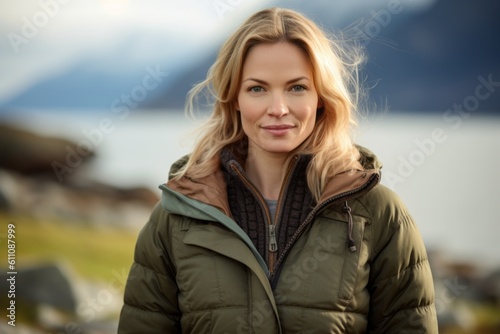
[6,110,500,267]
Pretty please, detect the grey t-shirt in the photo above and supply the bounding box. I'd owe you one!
[265,198,278,223]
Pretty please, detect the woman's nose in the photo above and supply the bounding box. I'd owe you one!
[268,94,288,119]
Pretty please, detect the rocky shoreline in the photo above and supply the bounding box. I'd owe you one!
[0,122,159,229]
[1,122,499,333]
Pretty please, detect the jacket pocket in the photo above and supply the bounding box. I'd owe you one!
[275,209,366,311]
[175,223,279,332]
[321,208,367,306]
[175,225,249,312]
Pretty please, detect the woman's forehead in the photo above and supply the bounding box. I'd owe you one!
[241,42,313,79]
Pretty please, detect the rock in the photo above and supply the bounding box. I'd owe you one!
[0,263,78,314]
[0,123,95,179]
[0,122,159,228]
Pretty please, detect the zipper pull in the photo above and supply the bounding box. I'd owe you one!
[343,201,357,252]
[269,225,278,253]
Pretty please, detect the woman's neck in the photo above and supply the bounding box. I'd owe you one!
[245,149,290,200]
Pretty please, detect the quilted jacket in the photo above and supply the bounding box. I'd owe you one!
[118,147,438,333]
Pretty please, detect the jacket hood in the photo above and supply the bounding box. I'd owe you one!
[356,145,383,170]
[164,145,382,215]
[167,145,382,180]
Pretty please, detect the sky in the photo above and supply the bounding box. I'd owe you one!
[0,0,272,103]
[0,0,436,107]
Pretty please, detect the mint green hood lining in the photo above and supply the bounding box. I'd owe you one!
[159,184,269,275]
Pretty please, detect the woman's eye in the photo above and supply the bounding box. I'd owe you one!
[249,86,264,93]
[291,85,306,92]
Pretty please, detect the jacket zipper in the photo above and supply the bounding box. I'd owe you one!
[230,164,274,270]
[270,172,380,287]
[268,225,278,252]
[230,156,299,276]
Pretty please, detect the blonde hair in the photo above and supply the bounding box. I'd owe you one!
[175,7,365,200]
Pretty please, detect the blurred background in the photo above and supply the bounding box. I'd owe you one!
[0,0,499,333]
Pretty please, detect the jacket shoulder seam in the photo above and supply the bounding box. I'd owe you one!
[277,304,366,314]
[381,302,436,319]
[122,303,172,318]
[375,257,429,285]
[133,259,169,278]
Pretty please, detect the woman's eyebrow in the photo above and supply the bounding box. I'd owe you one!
[242,76,310,85]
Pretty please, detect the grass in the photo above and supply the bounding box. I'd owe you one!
[0,213,139,283]
[0,212,141,326]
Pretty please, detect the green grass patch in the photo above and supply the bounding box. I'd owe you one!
[1,213,139,283]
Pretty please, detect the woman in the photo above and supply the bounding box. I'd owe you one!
[118,7,438,333]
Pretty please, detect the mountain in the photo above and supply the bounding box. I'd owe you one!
[2,0,499,114]
[357,0,500,112]
[1,30,206,112]
[140,51,217,110]
[153,0,500,113]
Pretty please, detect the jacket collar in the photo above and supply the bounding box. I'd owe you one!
[164,145,381,214]
[166,159,232,216]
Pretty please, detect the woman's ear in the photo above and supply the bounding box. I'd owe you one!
[316,99,325,119]
[234,100,240,111]
[316,106,325,119]
[317,98,324,108]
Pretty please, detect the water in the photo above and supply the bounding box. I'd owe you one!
[6,110,500,267]
[356,113,500,268]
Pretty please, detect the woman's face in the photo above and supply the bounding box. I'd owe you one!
[236,42,319,158]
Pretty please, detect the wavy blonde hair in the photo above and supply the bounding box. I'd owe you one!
[174,7,365,200]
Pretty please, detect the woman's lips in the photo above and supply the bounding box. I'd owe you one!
[261,125,295,136]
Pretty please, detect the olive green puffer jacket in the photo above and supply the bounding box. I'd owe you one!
[118,148,438,333]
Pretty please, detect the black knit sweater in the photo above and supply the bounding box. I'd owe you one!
[220,147,315,263]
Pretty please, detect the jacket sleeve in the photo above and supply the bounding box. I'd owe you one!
[118,203,181,333]
[366,185,438,333]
